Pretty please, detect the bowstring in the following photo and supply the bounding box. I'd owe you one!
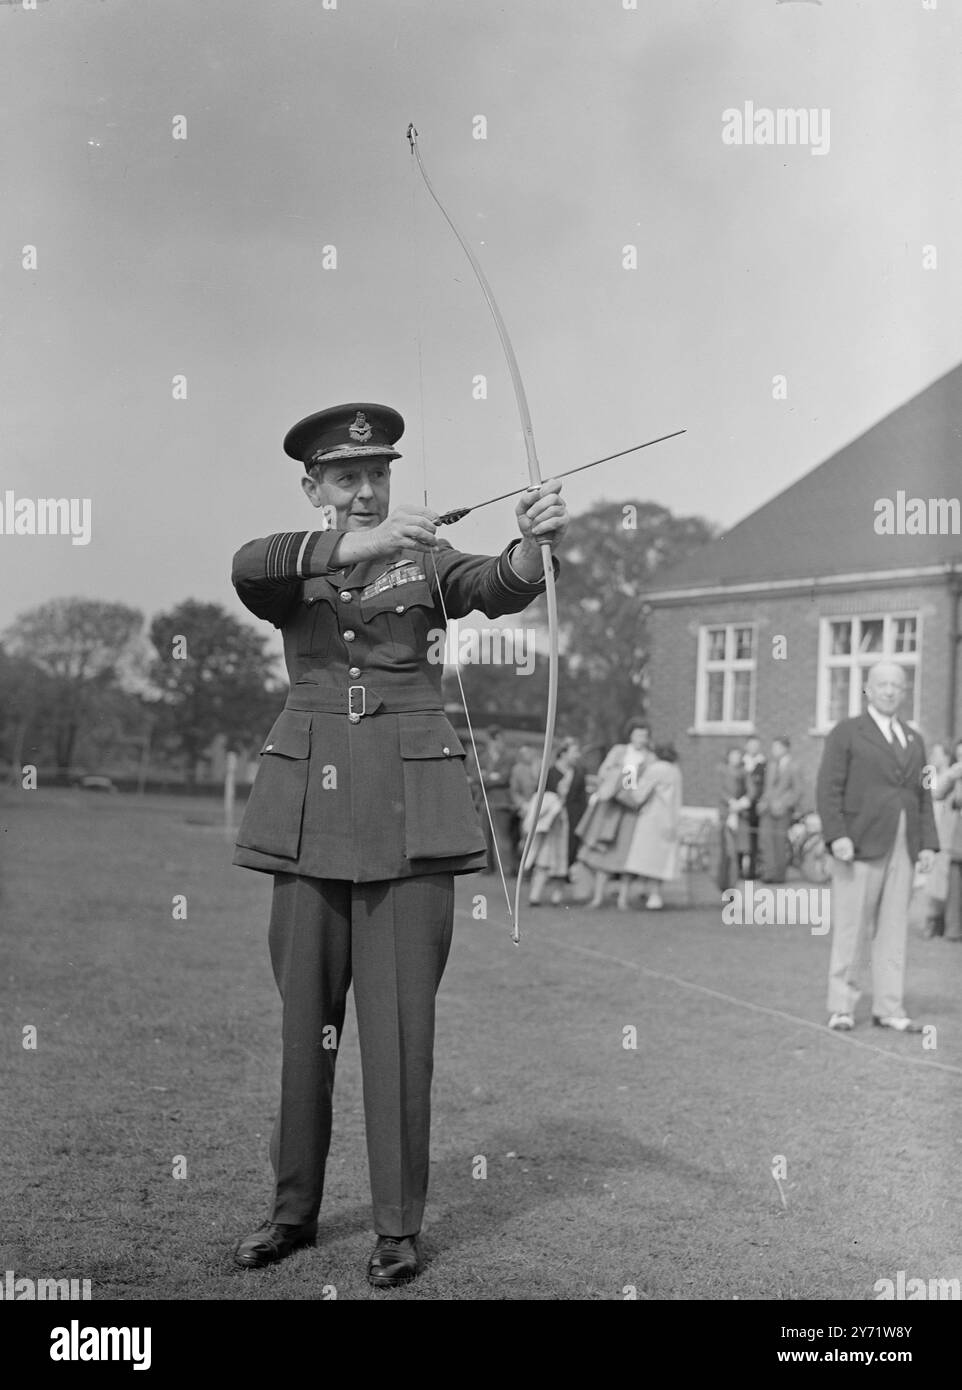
[408,139,515,927]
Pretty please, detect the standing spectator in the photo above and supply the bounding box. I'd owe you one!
[576,721,652,909]
[741,735,767,879]
[524,743,575,906]
[621,743,683,910]
[922,740,952,937]
[932,738,962,942]
[816,661,938,1032]
[717,747,746,893]
[509,745,539,871]
[480,727,519,875]
[758,736,802,884]
[562,738,589,879]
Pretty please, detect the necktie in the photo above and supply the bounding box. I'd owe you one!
[891,721,908,766]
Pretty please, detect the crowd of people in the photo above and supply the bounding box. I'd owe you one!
[468,694,962,958]
[469,720,815,911]
[716,733,805,891]
[922,736,962,942]
[469,721,682,910]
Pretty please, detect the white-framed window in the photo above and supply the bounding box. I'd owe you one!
[816,613,921,729]
[694,623,757,731]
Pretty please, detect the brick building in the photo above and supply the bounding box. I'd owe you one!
[644,365,962,808]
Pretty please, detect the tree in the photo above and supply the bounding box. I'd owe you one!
[556,500,716,749]
[0,648,58,780]
[435,501,716,757]
[443,654,550,726]
[3,599,146,773]
[149,601,284,784]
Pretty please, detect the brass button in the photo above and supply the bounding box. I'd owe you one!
[349,667,361,679]
[348,713,360,724]
[442,746,450,756]
[395,604,405,614]
[340,591,351,601]
[343,629,355,641]
[265,743,274,751]
[305,597,315,606]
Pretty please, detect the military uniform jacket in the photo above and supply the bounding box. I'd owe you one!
[231,527,558,882]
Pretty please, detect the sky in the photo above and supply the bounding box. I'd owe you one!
[1,0,960,647]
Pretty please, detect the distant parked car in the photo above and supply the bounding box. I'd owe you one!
[73,775,118,793]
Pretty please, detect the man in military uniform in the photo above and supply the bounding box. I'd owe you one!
[230,402,568,1287]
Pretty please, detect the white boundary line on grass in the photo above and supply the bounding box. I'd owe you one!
[457,912,962,1079]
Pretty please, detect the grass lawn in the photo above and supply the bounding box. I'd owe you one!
[1,787,960,1301]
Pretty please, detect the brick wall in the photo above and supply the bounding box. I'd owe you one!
[645,579,960,807]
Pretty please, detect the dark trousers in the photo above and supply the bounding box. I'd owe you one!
[494,804,520,875]
[945,858,962,941]
[760,812,791,882]
[717,826,740,892]
[744,808,761,879]
[267,871,454,1236]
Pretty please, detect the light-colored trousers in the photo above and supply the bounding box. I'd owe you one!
[827,811,914,1019]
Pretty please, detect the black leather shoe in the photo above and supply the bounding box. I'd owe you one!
[233,1219,317,1269]
[366,1233,420,1288]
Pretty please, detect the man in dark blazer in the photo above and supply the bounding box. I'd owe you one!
[816,661,937,1032]
[230,402,567,1286]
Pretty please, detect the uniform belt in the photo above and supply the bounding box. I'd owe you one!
[284,682,444,720]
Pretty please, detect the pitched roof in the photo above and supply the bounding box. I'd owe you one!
[648,364,962,593]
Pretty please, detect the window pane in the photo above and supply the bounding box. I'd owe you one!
[706,672,725,722]
[893,617,918,654]
[734,626,754,660]
[858,619,883,654]
[829,621,851,656]
[829,668,850,723]
[706,628,726,662]
[900,664,917,718]
[731,670,753,722]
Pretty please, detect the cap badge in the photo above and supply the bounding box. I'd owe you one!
[349,412,373,443]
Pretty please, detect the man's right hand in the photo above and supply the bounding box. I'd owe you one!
[361,506,439,559]
[830,836,855,862]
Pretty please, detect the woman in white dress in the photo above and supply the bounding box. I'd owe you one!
[576,723,653,909]
[620,743,683,909]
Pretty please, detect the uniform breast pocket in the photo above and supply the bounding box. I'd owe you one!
[398,714,486,860]
[236,709,313,860]
[361,582,439,659]
[295,582,337,659]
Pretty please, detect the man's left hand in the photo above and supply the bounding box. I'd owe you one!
[515,478,569,550]
[917,850,936,874]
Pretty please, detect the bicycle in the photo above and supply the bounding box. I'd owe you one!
[787,811,832,883]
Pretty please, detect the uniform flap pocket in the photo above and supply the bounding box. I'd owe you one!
[260,709,312,759]
[300,577,337,607]
[399,715,466,761]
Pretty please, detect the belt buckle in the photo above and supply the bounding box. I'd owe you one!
[348,685,366,722]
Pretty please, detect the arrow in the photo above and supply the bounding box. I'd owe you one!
[434,429,687,526]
